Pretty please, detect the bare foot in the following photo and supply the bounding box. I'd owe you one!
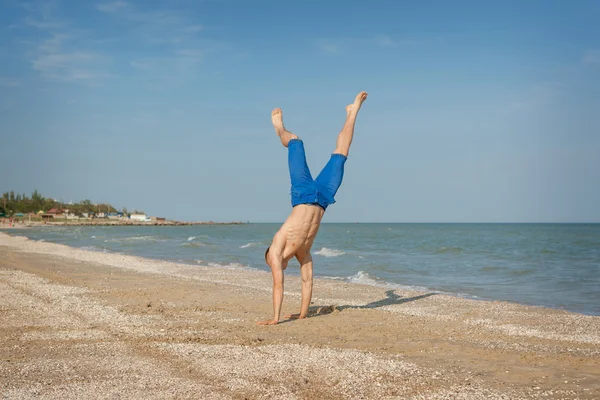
[346,91,368,115]
[271,108,298,147]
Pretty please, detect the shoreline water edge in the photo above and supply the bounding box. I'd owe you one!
[3,223,599,317]
[0,231,599,398]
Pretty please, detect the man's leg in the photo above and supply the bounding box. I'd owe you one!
[271,108,314,200]
[314,92,367,205]
[333,91,368,156]
[271,108,297,147]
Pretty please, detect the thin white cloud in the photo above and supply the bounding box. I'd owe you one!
[96,1,128,13]
[25,16,64,30]
[373,34,394,47]
[38,33,70,53]
[509,82,563,113]
[128,51,203,90]
[317,40,340,54]
[97,3,183,27]
[582,49,600,65]
[175,48,202,57]
[95,2,204,49]
[130,60,152,70]
[95,2,212,87]
[18,1,216,87]
[30,33,110,84]
[0,77,20,87]
[129,51,202,73]
[33,52,95,71]
[373,34,421,47]
[317,34,419,54]
[181,24,203,33]
[16,2,112,85]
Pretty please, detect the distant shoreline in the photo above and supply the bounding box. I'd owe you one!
[1,220,247,228]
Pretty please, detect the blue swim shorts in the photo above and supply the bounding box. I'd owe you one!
[288,139,347,210]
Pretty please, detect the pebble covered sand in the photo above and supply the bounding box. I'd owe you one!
[1,232,599,399]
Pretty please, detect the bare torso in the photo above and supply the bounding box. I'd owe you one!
[270,204,324,265]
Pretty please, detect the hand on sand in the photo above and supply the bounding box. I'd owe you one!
[256,319,279,326]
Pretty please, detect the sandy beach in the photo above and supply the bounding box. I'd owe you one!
[0,231,598,399]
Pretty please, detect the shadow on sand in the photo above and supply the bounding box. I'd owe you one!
[284,290,437,321]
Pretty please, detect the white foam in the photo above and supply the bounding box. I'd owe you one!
[187,236,196,241]
[347,271,383,286]
[104,235,167,244]
[207,262,250,270]
[240,242,259,249]
[323,271,432,293]
[79,246,112,254]
[80,246,99,252]
[314,247,345,257]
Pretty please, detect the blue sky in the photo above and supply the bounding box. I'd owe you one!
[1,0,599,222]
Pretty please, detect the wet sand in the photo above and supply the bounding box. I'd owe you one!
[1,232,599,399]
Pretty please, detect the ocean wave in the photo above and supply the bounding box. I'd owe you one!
[432,246,463,255]
[324,271,478,300]
[207,261,250,270]
[105,236,162,243]
[480,266,502,272]
[326,271,432,293]
[80,245,99,252]
[182,242,206,248]
[187,236,196,241]
[240,242,260,249]
[314,247,345,257]
[509,269,535,276]
[346,271,383,286]
[540,249,558,254]
[79,245,111,253]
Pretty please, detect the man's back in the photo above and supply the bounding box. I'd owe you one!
[271,204,324,264]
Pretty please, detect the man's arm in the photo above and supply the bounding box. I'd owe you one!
[288,253,313,319]
[257,261,284,325]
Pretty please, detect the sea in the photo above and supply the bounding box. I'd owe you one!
[10,223,600,316]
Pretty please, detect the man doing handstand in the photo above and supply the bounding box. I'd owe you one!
[257,91,368,325]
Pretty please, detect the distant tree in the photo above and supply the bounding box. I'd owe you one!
[122,207,128,215]
[80,199,93,213]
[43,198,56,211]
[31,190,44,211]
[0,190,128,217]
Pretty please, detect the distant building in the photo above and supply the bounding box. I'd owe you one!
[107,213,122,220]
[47,208,64,216]
[41,213,54,221]
[130,214,151,222]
